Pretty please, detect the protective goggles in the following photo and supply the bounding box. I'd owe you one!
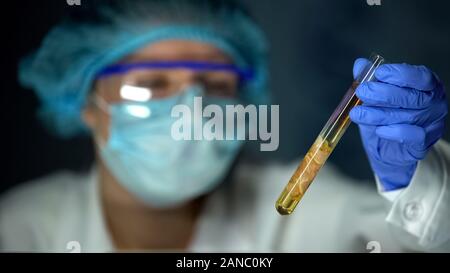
[94,60,254,105]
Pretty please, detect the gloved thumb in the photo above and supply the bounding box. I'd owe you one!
[353,58,371,80]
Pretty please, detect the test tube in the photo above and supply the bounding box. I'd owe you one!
[275,54,385,215]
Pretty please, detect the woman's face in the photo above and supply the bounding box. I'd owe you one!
[82,40,239,141]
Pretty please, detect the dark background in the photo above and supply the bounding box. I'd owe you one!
[2,0,450,194]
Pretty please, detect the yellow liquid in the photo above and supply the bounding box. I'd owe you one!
[276,81,360,215]
[275,137,333,215]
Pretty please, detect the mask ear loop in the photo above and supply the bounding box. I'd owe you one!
[92,95,111,114]
[88,95,112,148]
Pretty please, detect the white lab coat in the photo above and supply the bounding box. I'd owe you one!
[1,140,449,253]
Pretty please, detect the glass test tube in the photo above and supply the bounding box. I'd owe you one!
[275,54,385,215]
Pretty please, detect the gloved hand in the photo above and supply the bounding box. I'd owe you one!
[349,58,448,191]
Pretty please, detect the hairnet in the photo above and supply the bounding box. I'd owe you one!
[19,0,269,137]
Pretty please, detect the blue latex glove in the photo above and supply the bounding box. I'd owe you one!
[349,59,448,191]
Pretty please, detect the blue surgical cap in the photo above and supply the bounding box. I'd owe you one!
[19,0,269,137]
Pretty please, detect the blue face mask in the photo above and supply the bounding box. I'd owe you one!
[97,86,244,207]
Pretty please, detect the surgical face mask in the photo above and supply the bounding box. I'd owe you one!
[95,86,244,207]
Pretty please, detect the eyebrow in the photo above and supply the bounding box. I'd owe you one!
[96,61,255,81]
[123,51,233,63]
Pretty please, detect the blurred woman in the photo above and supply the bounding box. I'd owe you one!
[1,0,449,252]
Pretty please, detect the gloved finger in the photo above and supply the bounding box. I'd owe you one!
[375,63,437,91]
[424,119,446,148]
[375,124,426,149]
[355,81,434,109]
[376,139,423,166]
[350,106,433,126]
[353,58,371,80]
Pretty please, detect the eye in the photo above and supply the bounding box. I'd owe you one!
[204,81,236,97]
[134,78,171,98]
[198,73,238,97]
[136,78,168,90]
